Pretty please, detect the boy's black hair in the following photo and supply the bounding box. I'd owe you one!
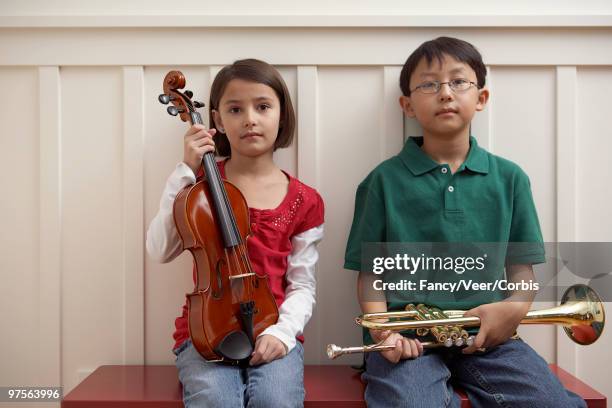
[399,37,487,96]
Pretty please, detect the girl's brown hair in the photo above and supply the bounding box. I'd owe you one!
[209,59,296,157]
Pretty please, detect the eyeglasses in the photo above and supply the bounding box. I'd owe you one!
[411,78,478,94]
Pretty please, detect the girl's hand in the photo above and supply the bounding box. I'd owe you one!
[183,125,217,175]
[370,329,423,364]
[249,335,288,366]
[462,301,528,354]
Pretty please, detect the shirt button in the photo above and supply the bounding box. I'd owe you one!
[441,167,448,174]
[448,186,454,192]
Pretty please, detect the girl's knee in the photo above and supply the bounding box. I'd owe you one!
[246,386,304,408]
[246,372,304,408]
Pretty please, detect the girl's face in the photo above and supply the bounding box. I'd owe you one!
[212,79,282,158]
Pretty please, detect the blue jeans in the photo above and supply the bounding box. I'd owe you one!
[174,339,304,408]
[362,338,586,408]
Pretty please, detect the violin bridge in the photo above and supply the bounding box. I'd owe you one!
[229,273,256,280]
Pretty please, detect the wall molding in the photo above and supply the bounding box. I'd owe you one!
[122,66,145,364]
[555,65,578,373]
[1,15,612,28]
[38,65,62,386]
[1,27,612,66]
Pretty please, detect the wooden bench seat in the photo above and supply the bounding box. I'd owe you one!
[62,364,606,408]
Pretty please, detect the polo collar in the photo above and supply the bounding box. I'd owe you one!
[399,136,489,176]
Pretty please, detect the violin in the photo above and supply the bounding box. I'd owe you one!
[159,71,279,364]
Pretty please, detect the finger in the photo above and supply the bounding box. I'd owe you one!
[416,339,424,355]
[193,144,216,156]
[186,128,216,144]
[381,338,401,363]
[249,351,261,366]
[189,146,215,162]
[393,339,404,363]
[186,124,206,136]
[463,331,486,354]
[260,343,278,363]
[194,137,216,148]
[400,338,416,359]
[257,338,270,356]
[407,339,419,359]
[198,145,216,154]
[250,340,268,365]
[263,345,284,363]
[189,129,216,143]
[463,306,481,318]
[382,339,402,363]
[382,333,399,346]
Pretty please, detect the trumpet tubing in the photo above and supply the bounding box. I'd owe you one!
[327,284,605,359]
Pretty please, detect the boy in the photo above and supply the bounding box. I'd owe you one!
[344,37,585,407]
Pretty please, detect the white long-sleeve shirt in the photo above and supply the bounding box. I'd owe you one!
[146,162,323,352]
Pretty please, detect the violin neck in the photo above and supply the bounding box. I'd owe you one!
[191,111,243,248]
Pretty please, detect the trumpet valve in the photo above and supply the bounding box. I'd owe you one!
[448,326,461,341]
[431,326,449,342]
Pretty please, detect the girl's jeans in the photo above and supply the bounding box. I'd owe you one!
[174,339,304,408]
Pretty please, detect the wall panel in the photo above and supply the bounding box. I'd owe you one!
[60,67,124,391]
[0,67,40,384]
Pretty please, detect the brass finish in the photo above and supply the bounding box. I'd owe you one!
[327,284,605,359]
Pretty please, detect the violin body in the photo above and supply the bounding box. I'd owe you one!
[160,70,279,363]
[174,179,279,361]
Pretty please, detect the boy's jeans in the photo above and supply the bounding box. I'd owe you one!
[174,339,304,408]
[363,338,586,408]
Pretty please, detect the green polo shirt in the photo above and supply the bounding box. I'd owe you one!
[344,136,545,343]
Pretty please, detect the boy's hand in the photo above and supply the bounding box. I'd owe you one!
[183,125,217,175]
[249,334,287,366]
[370,329,423,363]
[462,301,529,354]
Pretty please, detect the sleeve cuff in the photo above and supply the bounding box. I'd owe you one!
[344,260,361,271]
[258,325,297,353]
[175,162,197,183]
[506,253,546,266]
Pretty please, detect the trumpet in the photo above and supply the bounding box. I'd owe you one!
[327,284,605,359]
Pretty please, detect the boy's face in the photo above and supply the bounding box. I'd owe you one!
[399,54,489,138]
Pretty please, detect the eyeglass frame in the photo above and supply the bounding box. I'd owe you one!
[410,78,479,95]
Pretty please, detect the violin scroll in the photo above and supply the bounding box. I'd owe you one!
[158,70,205,123]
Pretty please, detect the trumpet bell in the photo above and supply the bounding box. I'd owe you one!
[562,284,605,345]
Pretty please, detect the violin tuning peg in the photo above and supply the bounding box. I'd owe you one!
[194,101,205,108]
[158,94,170,104]
[184,90,193,98]
[167,106,179,116]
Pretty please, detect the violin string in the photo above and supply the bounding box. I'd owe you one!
[211,157,253,296]
[222,247,237,303]
[209,156,237,274]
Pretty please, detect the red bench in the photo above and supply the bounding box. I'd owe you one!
[62,364,606,408]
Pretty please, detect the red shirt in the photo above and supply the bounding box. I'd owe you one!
[172,160,324,350]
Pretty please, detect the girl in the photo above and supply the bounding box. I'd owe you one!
[146,59,324,408]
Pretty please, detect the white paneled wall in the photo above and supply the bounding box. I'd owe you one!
[1,17,611,403]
